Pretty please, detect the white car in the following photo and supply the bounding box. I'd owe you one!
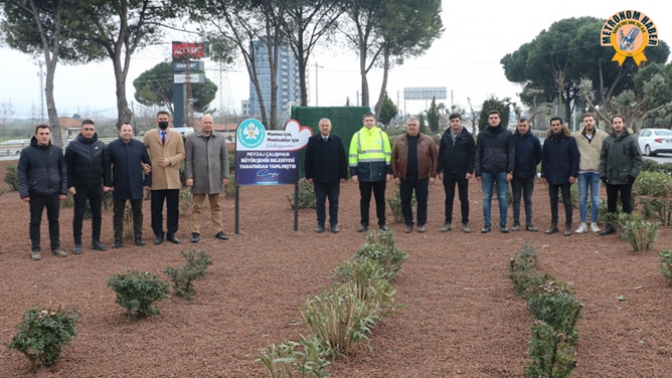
[639,128,672,156]
[0,140,26,156]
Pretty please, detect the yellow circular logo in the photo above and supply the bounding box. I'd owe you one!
[600,10,658,65]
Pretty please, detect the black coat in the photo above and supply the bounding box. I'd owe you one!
[513,130,542,179]
[65,132,110,188]
[106,137,151,201]
[438,127,475,174]
[17,137,67,198]
[541,132,580,185]
[475,124,515,176]
[304,134,347,183]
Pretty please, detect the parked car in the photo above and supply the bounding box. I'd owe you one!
[0,140,26,156]
[638,128,672,156]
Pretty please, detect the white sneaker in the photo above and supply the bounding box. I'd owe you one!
[575,222,588,233]
[590,223,601,233]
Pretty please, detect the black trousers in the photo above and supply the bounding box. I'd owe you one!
[113,199,143,239]
[548,183,572,225]
[73,186,102,245]
[29,193,60,251]
[443,172,469,224]
[606,183,633,214]
[401,176,429,226]
[511,177,535,226]
[314,182,340,227]
[359,181,386,226]
[150,189,179,236]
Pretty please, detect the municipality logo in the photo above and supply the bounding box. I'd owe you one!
[600,10,658,65]
[237,119,266,149]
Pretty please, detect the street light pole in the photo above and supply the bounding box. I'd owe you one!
[314,62,323,106]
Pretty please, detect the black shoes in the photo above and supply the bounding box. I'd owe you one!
[481,226,491,234]
[112,237,123,249]
[330,225,339,233]
[73,244,83,255]
[511,223,520,231]
[315,225,324,233]
[92,240,107,251]
[215,231,228,240]
[358,224,368,233]
[599,224,616,236]
[500,225,509,233]
[379,224,389,231]
[526,225,539,232]
[134,235,146,246]
[191,233,200,243]
[544,223,559,235]
[167,234,180,244]
[154,233,164,245]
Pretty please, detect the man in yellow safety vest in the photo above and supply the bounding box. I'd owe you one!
[349,112,392,232]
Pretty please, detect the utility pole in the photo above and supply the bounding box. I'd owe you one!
[37,61,45,123]
[314,62,322,106]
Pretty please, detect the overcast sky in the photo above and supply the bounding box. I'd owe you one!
[0,0,669,121]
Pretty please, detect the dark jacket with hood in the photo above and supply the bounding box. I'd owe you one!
[599,128,643,185]
[513,129,542,179]
[17,136,67,198]
[474,124,515,176]
[64,132,110,188]
[438,126,475,175]
[541,128,580,185]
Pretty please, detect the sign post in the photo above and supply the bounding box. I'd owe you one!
[234,119,313,234]
[171,41,205,128]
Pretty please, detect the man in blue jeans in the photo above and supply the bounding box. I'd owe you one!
[475,110,515,233]
[573,113,608,233]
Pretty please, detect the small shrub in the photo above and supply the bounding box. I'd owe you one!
[387,187,416,223]
[4,163,18,190]
[505,241,557,298]
[223,174,236,198]
[164,250,213,299]
[256,336,330,378]
[634,171,672,197]
[179,187,193,215]
[622,214,658,253]
[102,190,113,210]
[659,249,672,285]
[526,281,583,344]
[640,197,672,226]
[301,280,394,359]
[355,230,408,280]
[288,178,316,209]
[525,321,577,378]
[107,270,171,320]
[570,183,579,206]
[5,306,80,368]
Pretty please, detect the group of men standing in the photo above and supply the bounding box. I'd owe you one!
[18,112,229,261]
[304,111,643,238]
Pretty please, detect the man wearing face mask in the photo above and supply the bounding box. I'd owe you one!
[144,111,186,245]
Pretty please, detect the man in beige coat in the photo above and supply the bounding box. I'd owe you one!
[144,111,186,245]
[573,112,608,234]
[185,115,230,243]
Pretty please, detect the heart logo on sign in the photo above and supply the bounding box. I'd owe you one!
[283,119,314,149]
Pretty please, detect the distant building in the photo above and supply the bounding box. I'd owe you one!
[247,39,302,121]
[241,100,250,117]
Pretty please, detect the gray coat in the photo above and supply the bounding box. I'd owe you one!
[599,128,643,185]
[185,131,230,194]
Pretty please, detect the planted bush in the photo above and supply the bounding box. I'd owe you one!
[4,163,18,190]
[622,214,658,253]
[223,174,236,198]
[634,171,672,197]
[5,306,79,368]
[288,178,316,209]
[164,250,213,299]
[386,187,415,223]
[658,249,672,285]
[525,321,577,378]
[107,270,171,320]
[179,188,193,215]
[355,230,408,280]
[123,205,134,240]
[301,280,395,359]
[526,281,583,344]
[505,241,556,298]
[256,336,330,378]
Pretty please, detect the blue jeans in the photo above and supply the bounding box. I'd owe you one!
[481,172,508,227]
[578,172,601,223]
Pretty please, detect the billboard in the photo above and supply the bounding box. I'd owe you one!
[403,87,447,100]
[172,42,205,58]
